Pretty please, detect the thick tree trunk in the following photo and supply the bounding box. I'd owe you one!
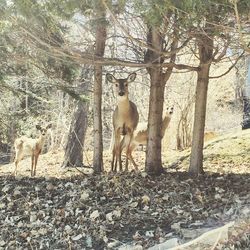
[145,27,165,175]
[189,35,213,175]
[144,23,177,175]
[93,6,106,173]
[61,69,91,168]
[146,70,165,174]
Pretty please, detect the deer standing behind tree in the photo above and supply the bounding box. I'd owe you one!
[14,124,52,176]
[106,72,139,172]
[127,107,174,169]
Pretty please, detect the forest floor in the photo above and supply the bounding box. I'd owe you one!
[0,129,250,249]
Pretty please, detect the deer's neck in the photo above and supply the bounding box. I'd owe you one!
[117,96,130,114]
[161,116,171,134]
[37,135,46,148]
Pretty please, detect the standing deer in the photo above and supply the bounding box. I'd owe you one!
[14,124,52,176]
[107,72,139,172]
[127,106,174,169]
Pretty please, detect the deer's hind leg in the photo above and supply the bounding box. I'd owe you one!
[31,153,35,177]
[33,149,41,177]
[13,151,23,176]
[111,145,117,172]
[127,143,138,171]
[122,131,133,171]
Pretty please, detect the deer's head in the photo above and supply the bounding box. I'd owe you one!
[106,73,136,98]
[36,124,52,136]
[167,106,174,115]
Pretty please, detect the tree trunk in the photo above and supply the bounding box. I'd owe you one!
[146,70,165,174]
[145,27,165,175]
[189,34,214,175]
[242,55,250,129]
[145,23,177,175]
[61,69,91,168]
[93,5,107,173]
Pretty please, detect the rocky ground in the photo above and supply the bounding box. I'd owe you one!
[0,129,250,249]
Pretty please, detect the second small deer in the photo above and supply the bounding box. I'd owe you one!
[107,72,139,172]
[14,124,52,177]
[127,107,174,169]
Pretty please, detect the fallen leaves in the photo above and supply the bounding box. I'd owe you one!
[90,210,100,220]
[0,130,250,249]
[0,166,249,249]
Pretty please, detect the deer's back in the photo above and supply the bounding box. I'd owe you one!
[133,122,148,145]
[14,136,38,156]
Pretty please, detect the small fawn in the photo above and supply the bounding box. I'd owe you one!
[14,124,52,176]
[107,72,139,172]
[127,107,174,169]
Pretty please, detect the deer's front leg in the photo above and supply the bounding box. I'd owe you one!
[112,131,121,172]
[31,154,35,177]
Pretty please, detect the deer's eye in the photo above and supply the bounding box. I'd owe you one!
[125,84,128,87]
[115,84,118,87]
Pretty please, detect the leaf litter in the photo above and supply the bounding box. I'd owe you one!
[0,130,250,249]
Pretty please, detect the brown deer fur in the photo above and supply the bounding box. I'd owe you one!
[14,124,52,176]
[107,73,139,172]
[127,107,173,168]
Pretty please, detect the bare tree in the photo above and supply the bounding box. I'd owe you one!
[189,32,214,175]
[93,2,107,173]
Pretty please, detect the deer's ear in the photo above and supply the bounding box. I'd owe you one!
[36,125,41,130]
[46,123,52,129]
[106,73,116,83]
[127,73,136,83]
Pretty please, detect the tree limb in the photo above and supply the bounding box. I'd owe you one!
[209,50,245,79]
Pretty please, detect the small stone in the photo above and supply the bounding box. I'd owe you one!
[145,231,154,237]
[130,201,138,208]
[30,213,37,223]
[0,240,6,247]
[13,189,21,196]
[171,222,181,231]
[72,234,83,241]
[65,225,72,234]
[2,185,10,193]
[46,183,54,191]
[119,244,143,250]
[90,210,100,220]
[141,195,150,205]
[113,209,121,218]
[0,202,6,209]
[106,212,113,221]
[80,191,89,201]
[107,240,120,248]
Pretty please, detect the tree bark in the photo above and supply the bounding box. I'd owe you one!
[145,27,165,175]
[146,69,165,174]
[144,19,178,175]
[189,34,214,175]
[61,68,91,168]
[93,5,107,173]
[145,24,177,175]
[242,55,250,129]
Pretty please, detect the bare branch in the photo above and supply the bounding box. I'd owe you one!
[209,50,245,79]
[18,24,199,71]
